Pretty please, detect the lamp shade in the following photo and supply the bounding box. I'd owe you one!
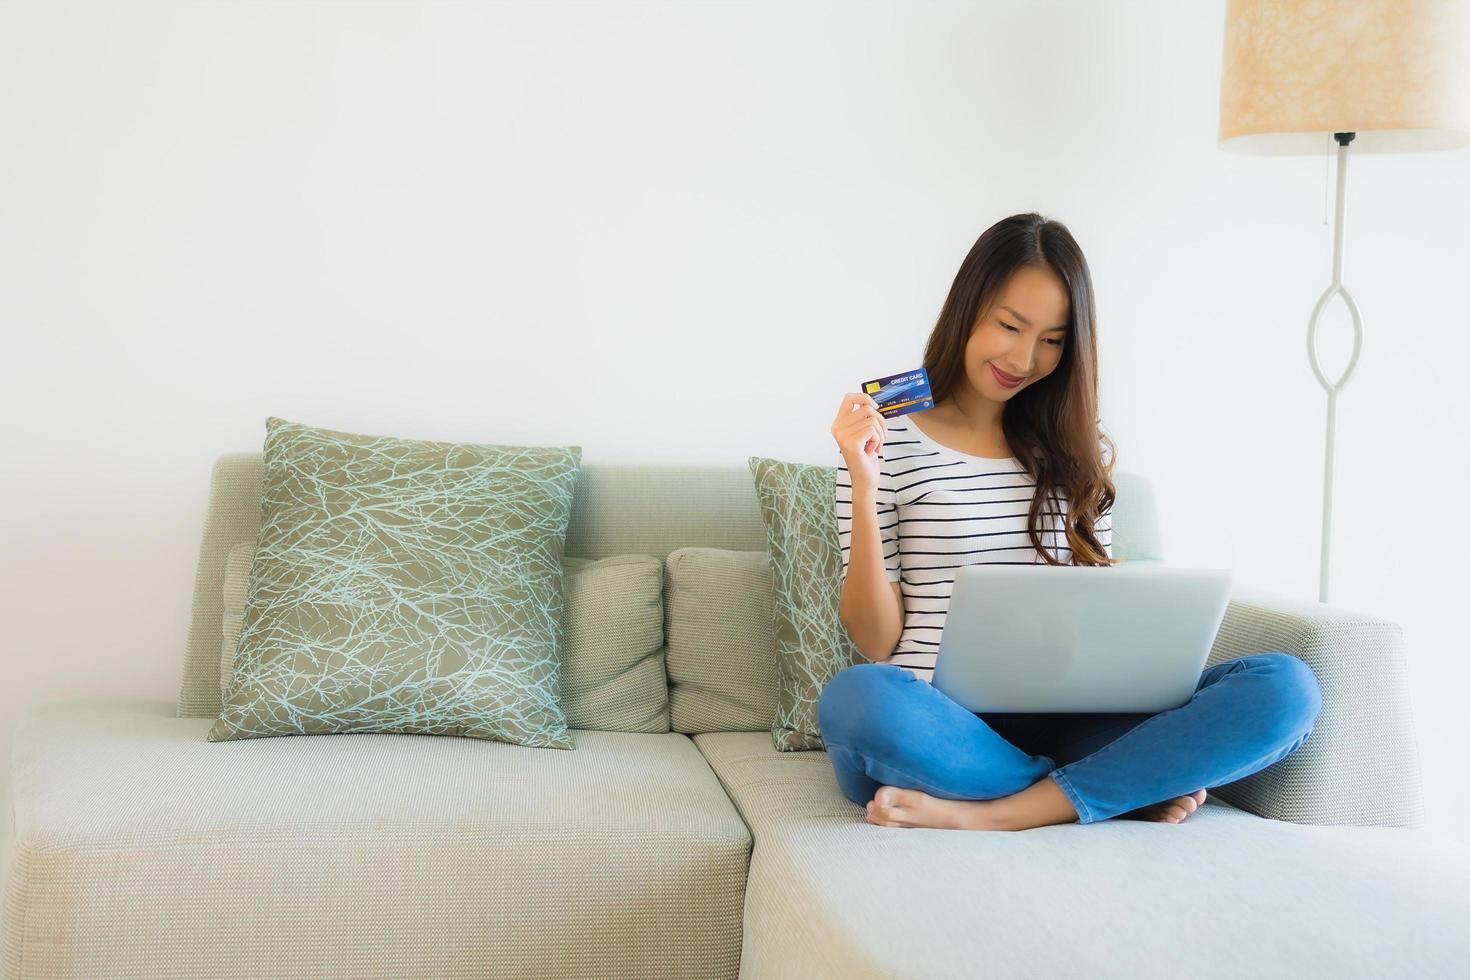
[1219,0,1470,154]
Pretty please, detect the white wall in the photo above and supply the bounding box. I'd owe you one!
[1,0,1466,865]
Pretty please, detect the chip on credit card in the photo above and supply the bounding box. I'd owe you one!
[862,367,933,419]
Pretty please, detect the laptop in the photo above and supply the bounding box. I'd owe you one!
[930,562,1234,714]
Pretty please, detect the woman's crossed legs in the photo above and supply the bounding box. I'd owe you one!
[816,653,1323,830]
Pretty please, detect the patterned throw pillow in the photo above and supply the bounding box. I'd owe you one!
[207,416,582,748]
[748,456,866,751]
[219,546,672,733]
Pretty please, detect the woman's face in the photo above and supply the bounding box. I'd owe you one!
[963,265,1071,399]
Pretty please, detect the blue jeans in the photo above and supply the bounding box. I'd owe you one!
[816,652,1324,824]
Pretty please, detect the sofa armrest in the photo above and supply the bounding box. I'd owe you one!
[1205,585,1426,829]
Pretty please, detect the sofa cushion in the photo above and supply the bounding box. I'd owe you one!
[220,541,253,694]
[747,456,864,751]
[221,545,670,733]
[210,416,582,748]
[664,547,778,734]
[691,731,1470,977]
[4,701,751,978]
[557,554,669,731]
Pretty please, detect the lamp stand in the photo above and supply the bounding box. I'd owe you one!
[1307,131,1364,603]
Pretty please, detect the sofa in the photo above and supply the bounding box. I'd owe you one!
[4,452,1468,979]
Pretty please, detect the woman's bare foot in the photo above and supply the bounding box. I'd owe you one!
[865,774,1080,831]
[864,787,981,828]
[1117,789,1208,824]
[865,786,1002,830]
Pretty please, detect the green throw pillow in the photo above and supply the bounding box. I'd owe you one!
[207,416,583,748]
[748,456,866,751]
[220,546,671,734]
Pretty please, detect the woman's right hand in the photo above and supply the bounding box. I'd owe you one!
[831,392,886,494]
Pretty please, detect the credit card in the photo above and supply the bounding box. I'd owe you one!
[862,367,934,418]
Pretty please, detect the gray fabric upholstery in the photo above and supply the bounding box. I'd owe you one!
[3,702,750,979]
[1205,584,1426,828]
[4,452,1455,978]
[693,730,1468,979]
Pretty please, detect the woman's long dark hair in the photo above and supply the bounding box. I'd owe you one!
[921,213,1118,567]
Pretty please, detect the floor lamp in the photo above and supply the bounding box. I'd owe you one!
[1216,0,1470,603]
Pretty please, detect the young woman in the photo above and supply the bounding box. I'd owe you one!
[823,212,1323,831]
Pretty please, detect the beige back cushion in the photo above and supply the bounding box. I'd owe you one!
[664,548,779,734]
